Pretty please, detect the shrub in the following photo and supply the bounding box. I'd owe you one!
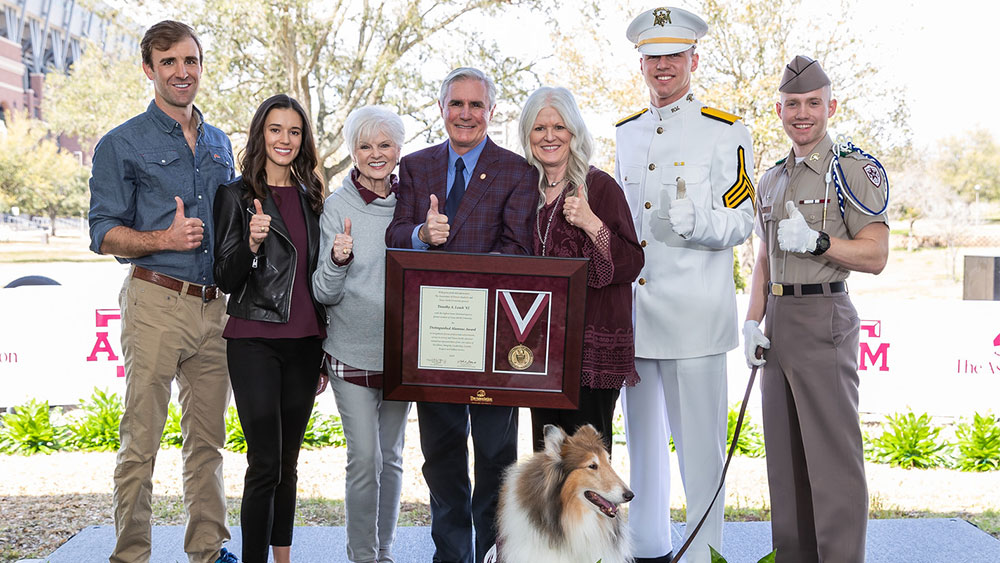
[869,411,948,469]
[727,402,766,457]
[302,407,346,450]
[224,405,247,453]
[0,400,65,455]
[954,412,1000,472]
[161,402,184,448]
[65,388,124,452]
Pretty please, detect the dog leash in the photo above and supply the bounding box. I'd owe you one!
[668,353,762,563]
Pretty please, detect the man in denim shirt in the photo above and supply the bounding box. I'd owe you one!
[88,20,238,563]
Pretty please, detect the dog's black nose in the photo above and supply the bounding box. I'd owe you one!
[623,490,634,502]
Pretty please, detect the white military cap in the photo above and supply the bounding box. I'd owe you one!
[626,6,708,56]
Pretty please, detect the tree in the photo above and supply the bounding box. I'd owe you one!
[0,112,91,236]
[546,0,912,283]
[549,0,911,176]
[44,40,150,153]
[935,129,1000,201]
[171,0,555,184]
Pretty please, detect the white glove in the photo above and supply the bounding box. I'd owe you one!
[777,201,819,253]
[742,320,770,368]
[667,179,695,238]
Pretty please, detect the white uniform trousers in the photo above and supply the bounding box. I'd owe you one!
[623,354,728,563]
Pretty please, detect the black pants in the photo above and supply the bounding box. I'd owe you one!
[530,386,620,454]
[418,402,518,563]
[226,337,322,563]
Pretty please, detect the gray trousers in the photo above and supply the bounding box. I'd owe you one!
[329,375,410,563]
[762,292,867,563]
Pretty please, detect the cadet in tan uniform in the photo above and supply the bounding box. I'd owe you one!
[743,56,889,563]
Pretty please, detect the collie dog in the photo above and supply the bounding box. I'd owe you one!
[493,424,634,563]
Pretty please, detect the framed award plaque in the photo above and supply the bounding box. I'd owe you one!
[383,249,587,409]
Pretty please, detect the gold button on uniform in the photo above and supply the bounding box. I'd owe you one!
[656,127,663,134]
[641,240,647,247]
[644,201,651,209]
[648,163,656,171]
[638,278,646,285]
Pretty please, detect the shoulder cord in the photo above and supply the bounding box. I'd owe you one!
[824,134,890,220]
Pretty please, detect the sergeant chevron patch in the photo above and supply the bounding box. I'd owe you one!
[723,146,755,210]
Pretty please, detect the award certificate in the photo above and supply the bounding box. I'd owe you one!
[418,286,488,371]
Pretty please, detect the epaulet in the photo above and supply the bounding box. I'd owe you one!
[616,108,648,127]
[701,106,741,125]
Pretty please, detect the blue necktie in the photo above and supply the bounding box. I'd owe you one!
[446,158,466,219]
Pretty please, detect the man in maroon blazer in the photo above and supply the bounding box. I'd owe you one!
[386,67,536,563]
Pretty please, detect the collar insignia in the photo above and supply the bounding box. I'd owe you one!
[670,106,680,113]
[686,93,694,102]
[653,8,671,26]
[809,152,821,161]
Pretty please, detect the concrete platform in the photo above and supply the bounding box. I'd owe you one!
[31,518,1000,563]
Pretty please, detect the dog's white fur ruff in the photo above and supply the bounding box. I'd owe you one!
[494,424,633,563]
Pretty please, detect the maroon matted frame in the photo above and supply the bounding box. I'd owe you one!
[383,249,587,409]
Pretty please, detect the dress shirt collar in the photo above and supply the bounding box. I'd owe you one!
[146,99,204,134]
[447,136,488,176]
[783,134,833,175]
[351,167,398,204]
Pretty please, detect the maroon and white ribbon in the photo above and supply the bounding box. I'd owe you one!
[498,290,549,343]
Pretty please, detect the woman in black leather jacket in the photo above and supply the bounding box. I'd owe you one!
[213,94,327,563]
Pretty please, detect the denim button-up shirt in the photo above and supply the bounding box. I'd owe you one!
[88,100,235,285]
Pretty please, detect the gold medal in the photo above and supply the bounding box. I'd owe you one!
[508,344,533,370]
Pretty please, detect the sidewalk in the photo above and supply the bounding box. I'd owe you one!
[31,519,1000,563]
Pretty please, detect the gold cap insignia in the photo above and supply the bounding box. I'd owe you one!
[653,7,671,26]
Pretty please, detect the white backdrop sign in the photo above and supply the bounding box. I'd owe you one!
[2,264,999,419]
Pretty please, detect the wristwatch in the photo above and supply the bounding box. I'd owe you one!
[811,231,831,256]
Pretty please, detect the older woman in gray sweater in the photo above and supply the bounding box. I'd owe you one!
[312,105,409,563]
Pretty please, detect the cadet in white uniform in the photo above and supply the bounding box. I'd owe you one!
[615,7,756,563]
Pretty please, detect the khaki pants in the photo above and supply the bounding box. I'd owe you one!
[762,293,867,563]
[110,273,231,563]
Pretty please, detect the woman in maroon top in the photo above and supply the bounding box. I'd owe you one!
[518,86,644,453]
[213,94,327,563]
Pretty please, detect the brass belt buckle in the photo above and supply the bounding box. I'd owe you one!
[772,283,784,296]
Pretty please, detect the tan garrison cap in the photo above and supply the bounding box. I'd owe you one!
[779,55,831,93]
[627,7,708,56]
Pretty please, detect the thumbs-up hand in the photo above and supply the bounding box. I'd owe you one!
[332,217,354,264]
[667,177,695,238]
[563,185,601,235]
[419,194,450,246]
[164,196,204,251]
[248,198,271,253]
[777,200,819,253]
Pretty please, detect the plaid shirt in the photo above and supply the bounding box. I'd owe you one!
[326,353,382,388]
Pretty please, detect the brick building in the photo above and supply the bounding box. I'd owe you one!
[0,0,135,122]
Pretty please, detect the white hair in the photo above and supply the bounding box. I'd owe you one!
[517,86,594,204]
[343,105,405,155]
[439,67,496,109]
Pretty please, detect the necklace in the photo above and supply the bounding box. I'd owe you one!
[536,183,569,256]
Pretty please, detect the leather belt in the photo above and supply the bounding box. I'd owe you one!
[769,281,847,297]
[132,266,220,302]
